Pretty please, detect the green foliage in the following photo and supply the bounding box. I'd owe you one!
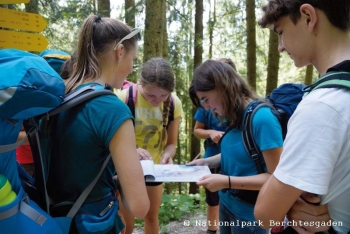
[135,192,205,228]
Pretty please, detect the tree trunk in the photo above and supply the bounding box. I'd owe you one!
[304,64,314,85]
[189,0,203,195]
[208,0,216,59]
[265,31,280,95]
[144,0,163,61]
[246,0,257,90]
[125,0,135,27]
[162,1,168,59]
[124,0,139,83]
[98,0,110,17]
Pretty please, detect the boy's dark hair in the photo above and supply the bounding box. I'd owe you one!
[258,0,350,31]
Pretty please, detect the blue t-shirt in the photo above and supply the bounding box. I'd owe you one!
[219,102,283,221]
[194,108,227,158]
[47,83,134,203]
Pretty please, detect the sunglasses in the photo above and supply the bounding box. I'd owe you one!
[113,28,141,50]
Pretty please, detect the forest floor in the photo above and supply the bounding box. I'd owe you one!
[132,212,220,234]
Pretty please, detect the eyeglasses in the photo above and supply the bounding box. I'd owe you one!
[113,28,141,50]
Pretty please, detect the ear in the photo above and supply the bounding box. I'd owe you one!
[114,44,125,61]
[300,4,317,32]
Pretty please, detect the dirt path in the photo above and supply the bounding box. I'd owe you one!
[132,213,220,234]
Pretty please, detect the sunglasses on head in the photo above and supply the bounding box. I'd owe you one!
[113,28,141,50]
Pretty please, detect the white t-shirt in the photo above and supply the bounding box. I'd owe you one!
[274,88,350,232]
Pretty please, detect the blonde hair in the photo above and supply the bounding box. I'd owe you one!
[65,15,136,93]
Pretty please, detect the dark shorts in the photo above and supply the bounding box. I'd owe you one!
[205,167,220,206]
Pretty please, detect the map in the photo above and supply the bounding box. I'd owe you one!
[141,160,211,182]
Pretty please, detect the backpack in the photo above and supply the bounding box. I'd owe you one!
[39,49,71,74]
[0,49,116,234]
[235,71,350,205]
[124,83,175,127]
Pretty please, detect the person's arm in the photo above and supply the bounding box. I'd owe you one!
[187,153,221,168]
[198,147,282,192]
[160,116,180,164]
[109,119,150,219]
[17,125,29,145]
[193,121,224,143]
[254,175,303,229]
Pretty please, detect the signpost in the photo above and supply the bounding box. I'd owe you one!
[0,0,29,3]
[0,7,47,32]
[0,0,48,52]
[0,30,48,51]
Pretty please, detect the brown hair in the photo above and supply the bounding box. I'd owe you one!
[192,59,259,127]
[258,0,350,30]
[65,15,137,93]
[189,58,237,108]
[60,51,77,80]
[139,57,175,148]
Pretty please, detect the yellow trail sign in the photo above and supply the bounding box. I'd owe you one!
[0,0,29,3]
[0,30,48,52]
[0,8,47,32]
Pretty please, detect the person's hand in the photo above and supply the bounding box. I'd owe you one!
[196,174,226,192]
[186,158,207,166]
[209,130,224,144]
[287,192,331,233]
[160,154,173,164]
[137,148,152,160]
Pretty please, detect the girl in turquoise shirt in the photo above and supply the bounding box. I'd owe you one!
[188,59,283,234]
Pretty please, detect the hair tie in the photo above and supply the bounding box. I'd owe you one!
[95,15,102,23]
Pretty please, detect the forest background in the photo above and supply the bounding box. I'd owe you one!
[1,0,319,228]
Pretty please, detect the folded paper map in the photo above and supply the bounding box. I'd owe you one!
[141,160,211,182]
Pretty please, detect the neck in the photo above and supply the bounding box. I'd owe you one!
[243,97,253,108]
[312,27,350,75]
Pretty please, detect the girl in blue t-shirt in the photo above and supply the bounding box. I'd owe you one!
[48,15,150,234]
[188,59,283,234]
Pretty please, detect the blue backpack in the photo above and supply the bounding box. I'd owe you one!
[0,48,67,234]
[39,49,71,74]
[0,49,115,234]
[233,72,350,205]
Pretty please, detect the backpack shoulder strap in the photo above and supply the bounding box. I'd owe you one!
[242,100,272,174]
[24,84,114,213]
[307,71,350,92]
[48,84,115,117]
[66,154,111,218]
[126,84,138,117]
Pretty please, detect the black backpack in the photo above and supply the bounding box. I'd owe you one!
[234,71,350,205]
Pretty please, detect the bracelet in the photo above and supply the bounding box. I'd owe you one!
[228,175,231,190]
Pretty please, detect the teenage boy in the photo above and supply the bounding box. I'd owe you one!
[255,1,350,233]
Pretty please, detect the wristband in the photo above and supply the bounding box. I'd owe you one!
[228,176,231,190]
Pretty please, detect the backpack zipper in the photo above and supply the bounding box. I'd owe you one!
[99,200,115,216]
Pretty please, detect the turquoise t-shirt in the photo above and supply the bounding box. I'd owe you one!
[47,83,134,203]
[219,102,283,221]
[194,108,227,158]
